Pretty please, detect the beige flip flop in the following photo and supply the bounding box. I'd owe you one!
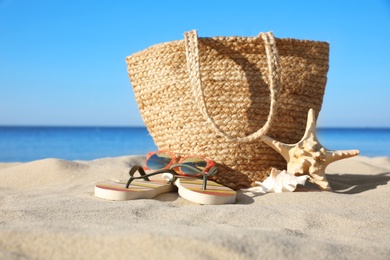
[94,180,176,201]
[174,177,236,205]
[162,165,237,205]
[94,166,176,201]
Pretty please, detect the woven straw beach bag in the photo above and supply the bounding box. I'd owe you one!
[126,30,329,190]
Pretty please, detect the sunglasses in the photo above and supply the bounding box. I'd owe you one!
[126,151,217,190]
[144,150,215,176]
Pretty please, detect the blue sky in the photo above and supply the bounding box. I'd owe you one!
[1,0,389,127]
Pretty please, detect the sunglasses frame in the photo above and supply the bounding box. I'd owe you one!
[126,164,218,190]
[144,150,215,176]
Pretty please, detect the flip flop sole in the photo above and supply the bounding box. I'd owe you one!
[94,180,176,200]
[175,178,236,205]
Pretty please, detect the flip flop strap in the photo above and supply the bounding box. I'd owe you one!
[170,163,218,190]
[129,165,150,181]
[126,166,177,188]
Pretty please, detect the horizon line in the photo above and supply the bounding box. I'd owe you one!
[1,125,390,130]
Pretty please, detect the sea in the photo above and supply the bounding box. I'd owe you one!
[0,127,389,162]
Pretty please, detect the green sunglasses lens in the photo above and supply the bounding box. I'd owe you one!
[180,157,207,175]
[147,153,173,170]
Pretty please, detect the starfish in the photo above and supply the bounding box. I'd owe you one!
[261,109,360,191]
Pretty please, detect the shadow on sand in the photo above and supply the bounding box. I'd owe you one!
[327,172,390,194]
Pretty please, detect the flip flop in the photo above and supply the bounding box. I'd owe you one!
[94,166,176,201]
[162,165,237,205]
[174,178,236,205]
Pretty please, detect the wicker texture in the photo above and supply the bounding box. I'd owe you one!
[126,30,329,190]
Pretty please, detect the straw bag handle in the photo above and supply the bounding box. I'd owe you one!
[184,30,281,142]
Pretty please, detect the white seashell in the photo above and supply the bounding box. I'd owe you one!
[243,168,308,193]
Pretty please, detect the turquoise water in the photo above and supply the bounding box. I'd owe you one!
[0,127,157,162]
[0,127,389,162]
[317,128,390,157]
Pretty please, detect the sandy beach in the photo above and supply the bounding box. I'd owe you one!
[0,155,389,259]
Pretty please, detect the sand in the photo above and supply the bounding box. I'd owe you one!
[0,155,389,259]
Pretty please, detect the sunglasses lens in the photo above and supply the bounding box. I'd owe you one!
[147,152,173,170]
[180,157,207,175]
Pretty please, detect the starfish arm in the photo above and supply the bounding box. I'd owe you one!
[261,135,292,160]
[301,109,318,141]
[326,149,360,164]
